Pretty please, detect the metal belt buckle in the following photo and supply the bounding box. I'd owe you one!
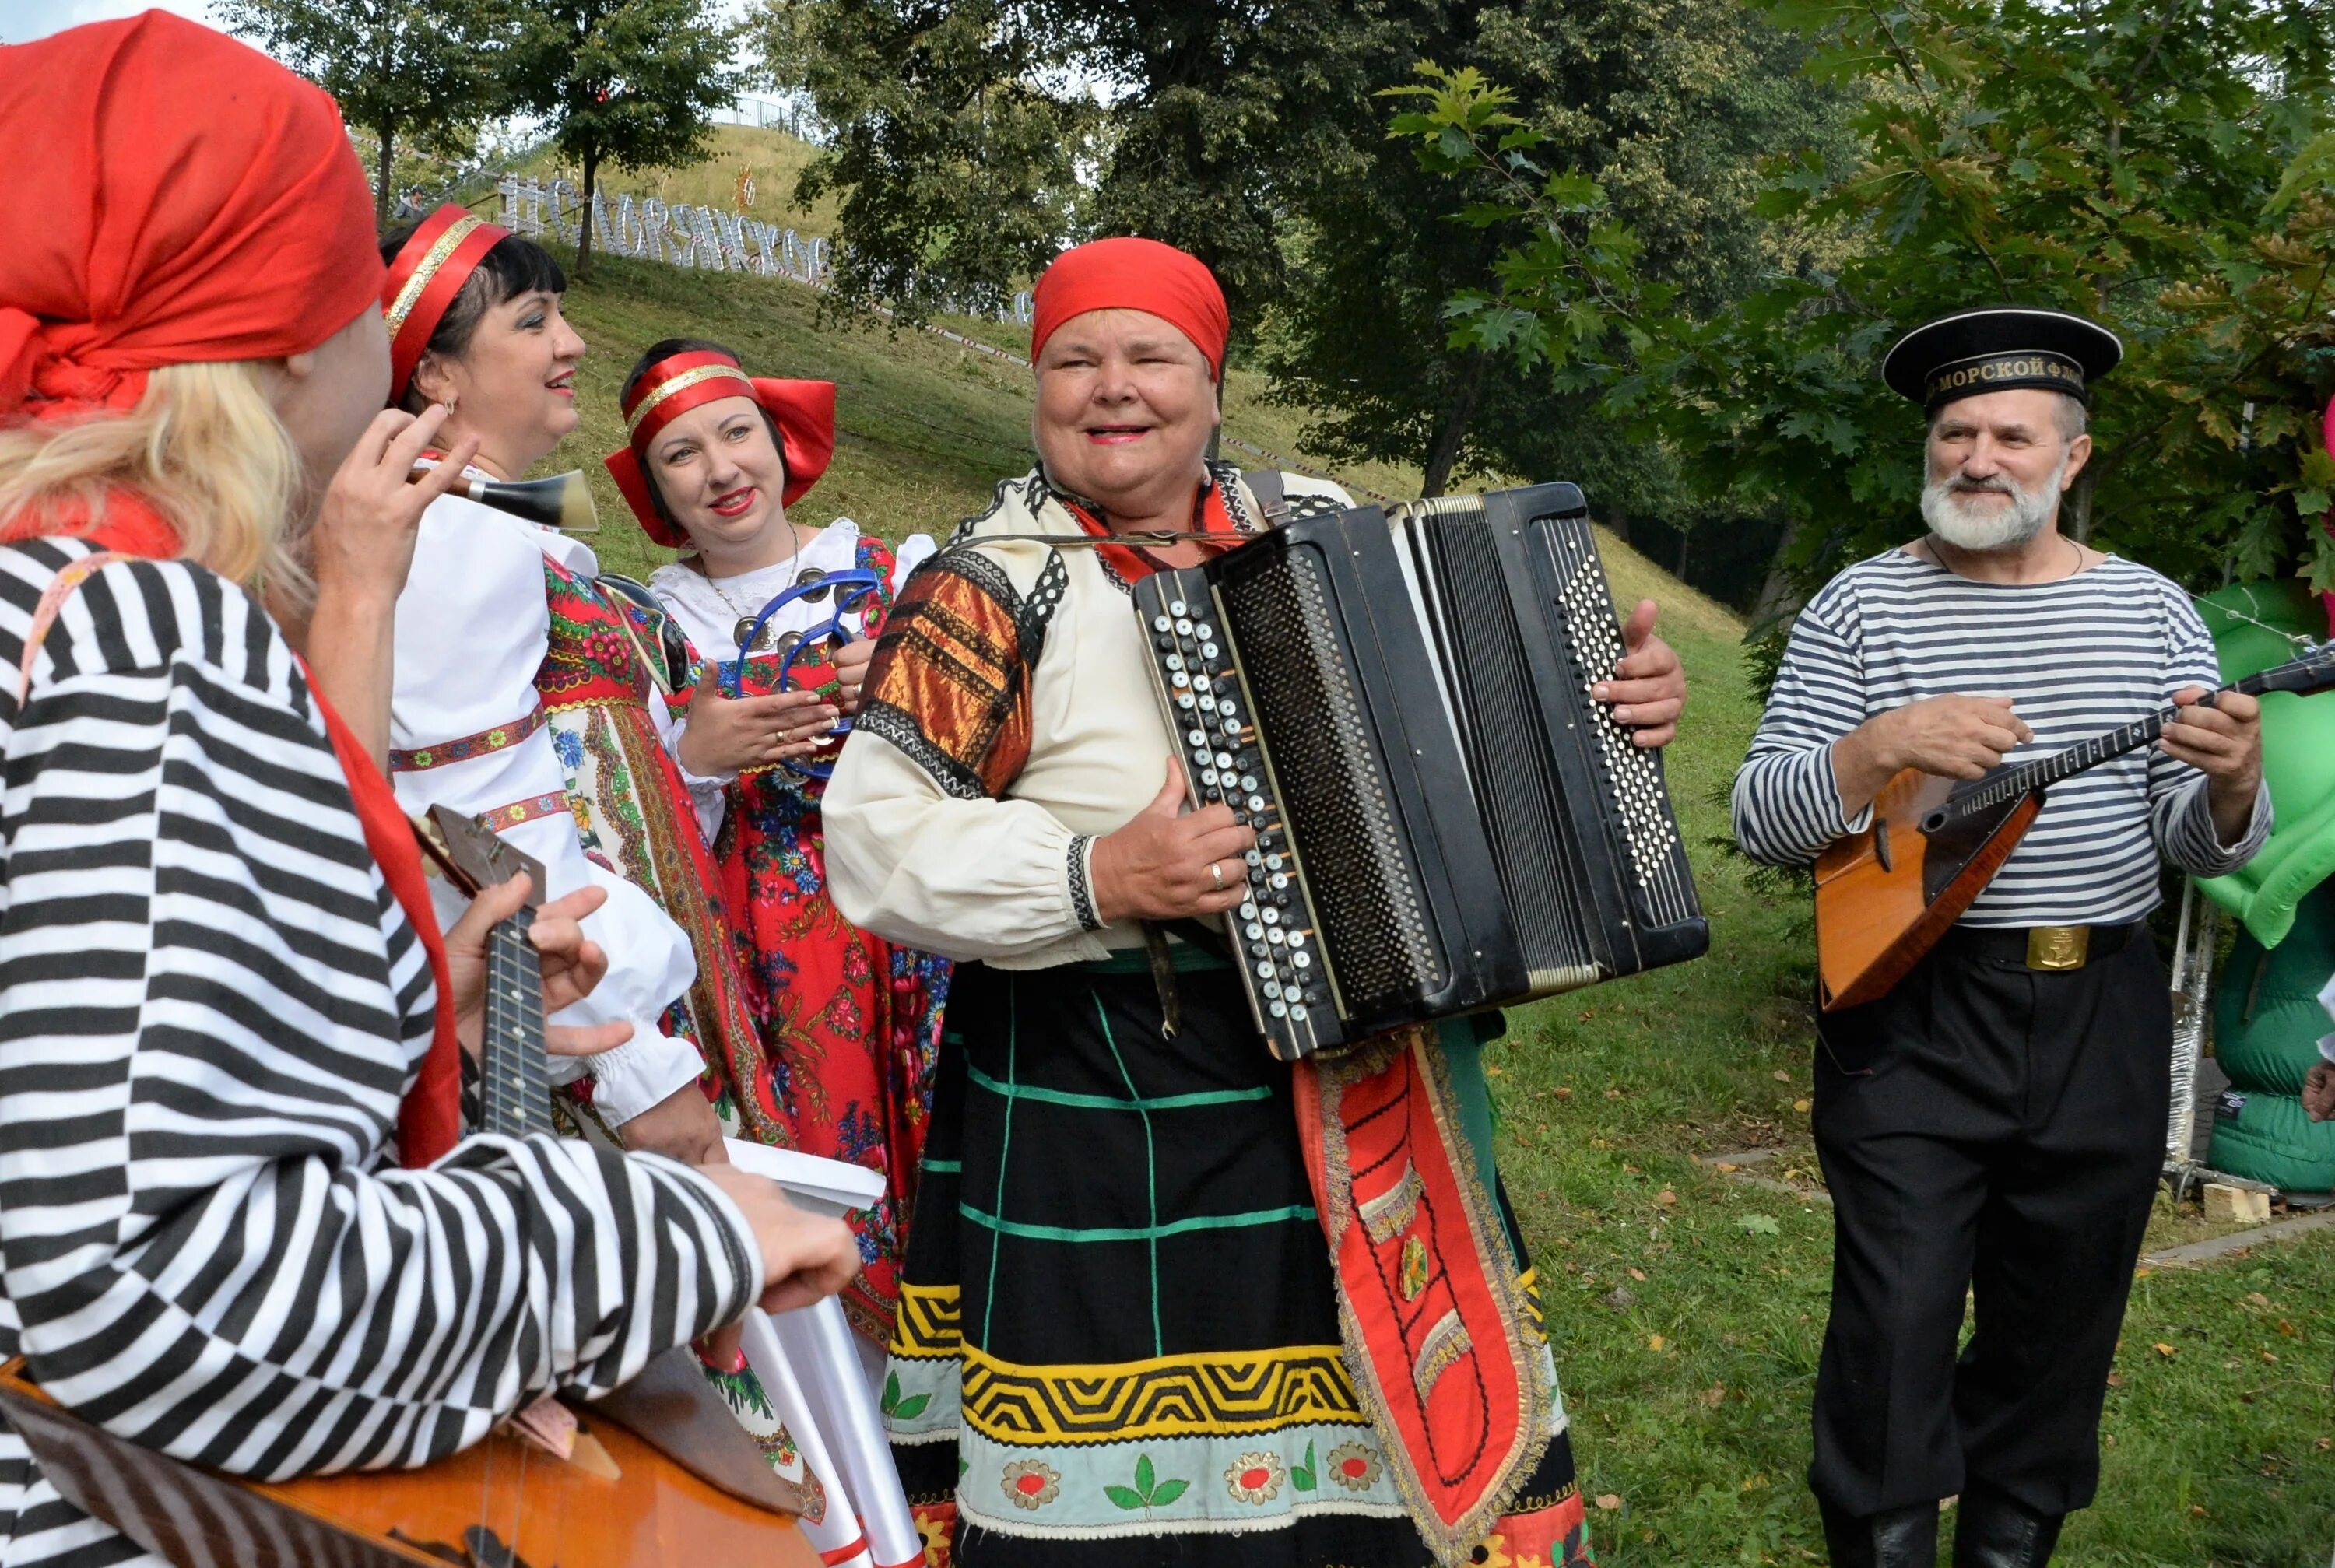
[2026,924,2090,972]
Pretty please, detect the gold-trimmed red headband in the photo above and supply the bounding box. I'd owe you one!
[381,202,511,402]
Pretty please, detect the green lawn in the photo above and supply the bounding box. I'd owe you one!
[539,251,2335,1568]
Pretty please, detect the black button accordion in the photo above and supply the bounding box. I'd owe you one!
[1135,482,1709,1061]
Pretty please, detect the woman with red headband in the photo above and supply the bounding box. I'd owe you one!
[823,237,1687,1566]
[0,15,856,1563]
[606,336,947,1367]
[377,206,766,1166]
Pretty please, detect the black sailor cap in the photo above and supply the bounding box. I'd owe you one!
[1880,306,2122,412]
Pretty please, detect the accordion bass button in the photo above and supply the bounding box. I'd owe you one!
[1169,600,1189,616]
[1153,615,1173,632]
[1255,961,1275,980]
[1269,1000,1288,1019]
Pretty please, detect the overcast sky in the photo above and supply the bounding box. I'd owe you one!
[5,0,215,43]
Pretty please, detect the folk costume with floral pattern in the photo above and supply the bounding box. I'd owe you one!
[613,349,951,1349]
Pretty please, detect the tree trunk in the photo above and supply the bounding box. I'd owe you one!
[2066,463,2098,544]
[1420,349,1490,498]
[374,121,395,226]
[576,146,599,280]
[1606,502,1631,545]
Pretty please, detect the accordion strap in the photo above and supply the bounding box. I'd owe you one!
[1242,467,1291,528]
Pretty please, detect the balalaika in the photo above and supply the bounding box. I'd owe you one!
[1134,482,1708,1061]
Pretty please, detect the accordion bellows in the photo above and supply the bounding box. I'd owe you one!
[1136,482,1708,1060]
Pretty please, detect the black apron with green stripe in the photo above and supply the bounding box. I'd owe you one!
[884,949,1462,1565]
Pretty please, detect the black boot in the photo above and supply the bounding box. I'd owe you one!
[1951,1486,2065,1568]
[1820,1497,1940,1568]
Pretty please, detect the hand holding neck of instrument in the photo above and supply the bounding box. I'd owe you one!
[1831,694,2035,819]
[2161,683,2264,844]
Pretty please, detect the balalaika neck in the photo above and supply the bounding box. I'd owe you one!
[479,909,549,1139]
[1947,670,2263,818]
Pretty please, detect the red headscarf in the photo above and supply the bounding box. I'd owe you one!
[0,12,385,421]
[0,14,459,1167]
[606,349,837,548]
[1030,237,1230,377]
[381,203,514,405]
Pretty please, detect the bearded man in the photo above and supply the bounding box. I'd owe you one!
[1731,308,2269,1568]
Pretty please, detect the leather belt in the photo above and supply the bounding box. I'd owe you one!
[1939,922,2138,973]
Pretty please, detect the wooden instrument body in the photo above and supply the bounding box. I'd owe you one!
[0,1354,820,1568]
[1814,766,2042,1011]
[0,808,821,1568]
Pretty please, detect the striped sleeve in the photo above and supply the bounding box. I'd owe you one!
[0,545,756,1520]
[1730,593,1873,866]
[2146,584,2273,875]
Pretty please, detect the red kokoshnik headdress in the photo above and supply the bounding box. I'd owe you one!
[605,349,836,549]
[381,202,513,405]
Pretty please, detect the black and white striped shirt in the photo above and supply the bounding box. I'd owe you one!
[0,540,758,1566]
[1731,549,2270,926]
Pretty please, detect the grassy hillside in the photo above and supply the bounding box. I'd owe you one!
[511,124,840,237]
[533,249,2333,1566]
[550,254,1421,578]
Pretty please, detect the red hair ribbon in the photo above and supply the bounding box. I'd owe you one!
[381,203,512,405]
[604,349,836,548]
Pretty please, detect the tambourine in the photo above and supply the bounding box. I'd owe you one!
[724,567,885,779]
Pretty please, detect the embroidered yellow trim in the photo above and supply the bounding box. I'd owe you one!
[626,363,755,434]
[961,1342,1364,1445]
[384,215,486,341]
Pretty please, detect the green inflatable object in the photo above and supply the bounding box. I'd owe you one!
[2194,581,2335,949]
[2212,884,2335,1096]
[2207,882,2335,1190]
[2207,1089,2335,1194]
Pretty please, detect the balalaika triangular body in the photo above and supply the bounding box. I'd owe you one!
[1815,636,2335,1010]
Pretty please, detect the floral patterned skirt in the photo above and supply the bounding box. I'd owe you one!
[722,766,949,1345]
[883,955,1591,1568]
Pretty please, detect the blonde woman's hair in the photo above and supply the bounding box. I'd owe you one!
[0,360,307,598]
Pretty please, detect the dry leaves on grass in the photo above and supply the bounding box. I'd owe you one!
[1595,1494,1622,1511]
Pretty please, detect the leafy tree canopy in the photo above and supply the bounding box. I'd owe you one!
[1266,0,1842,500]
[1396,0,2335,609]
[217,0,508,223]
[505,0,749,275]
[759,0,1436,328]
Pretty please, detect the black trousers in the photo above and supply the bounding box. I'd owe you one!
[1808,924,2169,1519]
